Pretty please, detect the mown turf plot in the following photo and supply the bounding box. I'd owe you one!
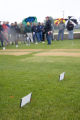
[0,53,80,120]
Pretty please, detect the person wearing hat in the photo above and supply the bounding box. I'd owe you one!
[24,22,33,45]
[45,16,52,45]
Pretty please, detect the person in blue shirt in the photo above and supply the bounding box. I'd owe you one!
[37,22,43,42]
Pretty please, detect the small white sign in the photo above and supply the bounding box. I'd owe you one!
[3,47,5,50]
[59,72,65,81]
[16,45,18,48]
[20,93,32,108]
[35,42,38,44]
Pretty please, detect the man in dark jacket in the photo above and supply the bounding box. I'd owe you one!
[66,21,74,40]
[32,23,38,43]
[45,16,52,45]
[14,22,20,45]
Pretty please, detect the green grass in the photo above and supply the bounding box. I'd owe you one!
[0,40,80,120]
[0,39,80,50]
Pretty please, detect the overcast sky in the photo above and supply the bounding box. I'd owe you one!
[0,0,80,23]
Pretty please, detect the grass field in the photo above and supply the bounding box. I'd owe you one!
[0,39,80,120]
[0,39,80,50]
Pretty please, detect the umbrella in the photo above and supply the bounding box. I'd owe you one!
[22,17,37,26]
[54,18,65,26]
[65,16,78,26]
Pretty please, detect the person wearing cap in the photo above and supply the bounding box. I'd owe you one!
[45,16,52,45]
[25,22,33,45]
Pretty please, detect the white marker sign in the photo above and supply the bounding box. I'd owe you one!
[59,72,65,81]
[16,45,18,48]
[3,47,5,50]
[20,93,32,108]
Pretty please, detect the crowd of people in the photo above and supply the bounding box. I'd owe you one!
[0,17,75,47]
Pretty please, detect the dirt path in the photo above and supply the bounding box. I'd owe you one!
[35,52,80,57]
[0,52,32,56]
[0,49,80,56]
[1,49,80,52]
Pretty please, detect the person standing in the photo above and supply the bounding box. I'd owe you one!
[37,22,43,42]
[25,22,33,45]
[0,21,4,47]
[45,16,52,45]
[57,20,65,41]
[10,23,16,45]
[6,22,10,43]
[66,21,74,40]
[32,23,38,43]
[2,22,9,46]
[14,22,20,45]
[19,23,25,44]
[42,23,45,43]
